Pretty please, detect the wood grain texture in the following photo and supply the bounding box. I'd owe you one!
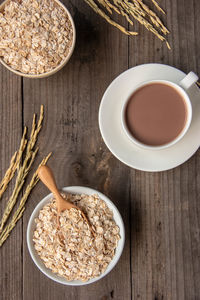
[0,66,22,300]
[0,0,200,299]
[22,1,131,299]
[129,1,200,299]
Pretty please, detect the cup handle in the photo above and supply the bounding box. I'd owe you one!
[179,71,199,90]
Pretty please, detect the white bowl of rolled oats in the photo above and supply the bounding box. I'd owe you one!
[27,186,125,285]
[0,0,75,78]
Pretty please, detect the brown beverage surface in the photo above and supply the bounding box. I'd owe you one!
[125,83,187,146]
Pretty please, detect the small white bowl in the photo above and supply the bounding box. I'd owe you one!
[27,186,125,286]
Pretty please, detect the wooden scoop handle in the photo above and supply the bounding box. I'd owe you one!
[37,165,60,198]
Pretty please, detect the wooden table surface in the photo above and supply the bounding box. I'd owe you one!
[0,0,200,299]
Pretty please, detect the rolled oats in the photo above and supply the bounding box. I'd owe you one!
[33,193,120,282]
[0,0,73,74]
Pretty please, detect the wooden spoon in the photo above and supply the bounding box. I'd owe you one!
[37,165,94,235]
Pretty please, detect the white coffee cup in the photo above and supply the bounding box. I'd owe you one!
[121,71,199,150]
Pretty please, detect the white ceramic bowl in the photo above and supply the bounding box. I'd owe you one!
[27,186,125,286]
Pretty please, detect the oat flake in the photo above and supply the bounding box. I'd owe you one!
[33,193,120,282]
[0,0,73,74]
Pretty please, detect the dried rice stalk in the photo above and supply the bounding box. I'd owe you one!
[115,0,169,45]
[0,129,27,200]
[0,106,44,234]
[115,0,168,43]
[85,0,170,47]
[0,152,17,198]
[104,0,121,13]
[0,153,52,247]
[113,0,134,25]
[84,0,138,35]
[151,0,165,14]
[97,0,113,13]
[136,0,168,34]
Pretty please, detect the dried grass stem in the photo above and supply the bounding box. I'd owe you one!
[85,0,170,47]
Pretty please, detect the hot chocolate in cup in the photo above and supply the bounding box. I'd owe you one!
[121,71,198,150]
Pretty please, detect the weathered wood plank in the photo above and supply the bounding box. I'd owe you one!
[22,1,131,299]
[0,0,200,299]
[129,0,200,299]
[0,66,23,300]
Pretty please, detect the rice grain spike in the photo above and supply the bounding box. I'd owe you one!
[136,0,169,34]
[104,0,121,14]
[119,0,168,42]
[0,106,44,234]
[0,153,52,247]
[151,0,165,14]
[97,0,113,14]
[0,127,27,200]
[84,0,138,35]
[0,152,17,199]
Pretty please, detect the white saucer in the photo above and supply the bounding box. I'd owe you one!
[99,63,200,172]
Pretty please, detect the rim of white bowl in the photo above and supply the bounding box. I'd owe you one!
[27,186,125,286]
